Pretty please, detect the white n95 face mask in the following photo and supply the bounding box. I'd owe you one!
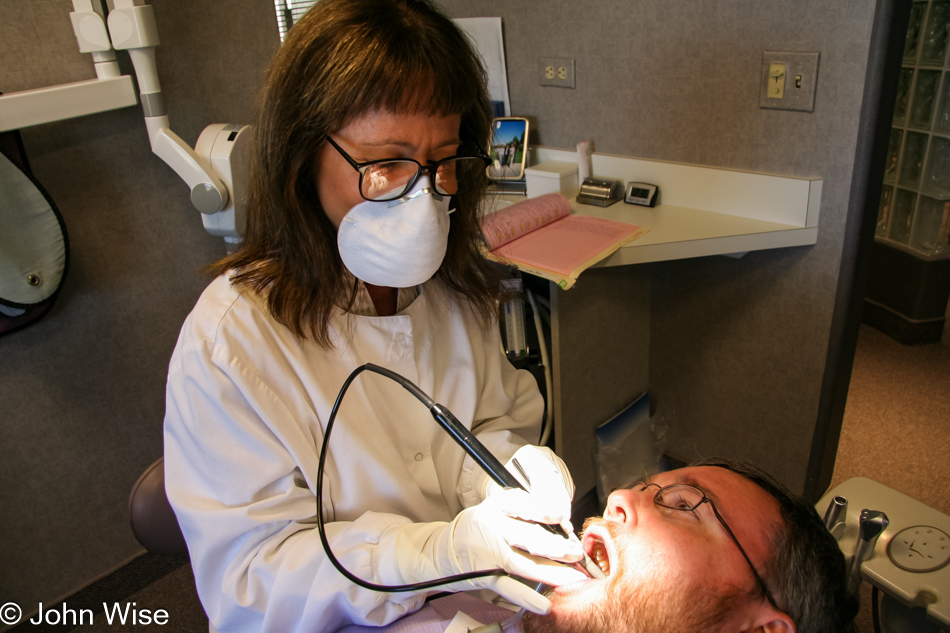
[337,176,452,288]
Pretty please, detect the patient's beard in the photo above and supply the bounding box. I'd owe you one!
[522,520,745,633]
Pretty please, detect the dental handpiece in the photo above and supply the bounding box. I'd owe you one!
[428,402,607,580]
[847,509,889,594]
[356,363,607,582]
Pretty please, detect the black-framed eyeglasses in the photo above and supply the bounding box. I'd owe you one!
[325,136,491,202]
[626,481,780,611]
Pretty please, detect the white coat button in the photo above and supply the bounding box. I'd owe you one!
[396,333,406,342]
[414,453,424,461]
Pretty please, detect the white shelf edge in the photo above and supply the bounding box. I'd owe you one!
[596,226,819,267]
[530,146,822,229]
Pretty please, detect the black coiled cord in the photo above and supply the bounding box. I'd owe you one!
[315,363,507,592]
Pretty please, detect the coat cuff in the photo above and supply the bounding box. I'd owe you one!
[373,518,413,587]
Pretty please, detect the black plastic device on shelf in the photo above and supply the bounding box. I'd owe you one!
[624,181,659,207]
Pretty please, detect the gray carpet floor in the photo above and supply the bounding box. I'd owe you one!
[68,563,206,633]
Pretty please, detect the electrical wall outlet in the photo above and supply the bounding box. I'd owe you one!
[760,51,820,112]
[540,57,575,88]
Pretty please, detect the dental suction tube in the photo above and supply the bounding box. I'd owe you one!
[823,496,847,531]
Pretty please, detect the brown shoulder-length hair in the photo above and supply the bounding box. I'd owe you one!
[208,0,505,348]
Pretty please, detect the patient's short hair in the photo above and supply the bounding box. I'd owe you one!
[691,458,859,633]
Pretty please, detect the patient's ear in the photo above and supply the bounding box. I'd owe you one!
[744,607,795,633]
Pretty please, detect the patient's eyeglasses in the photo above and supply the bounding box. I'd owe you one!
[326,136,491,202]
[625,481,780,610]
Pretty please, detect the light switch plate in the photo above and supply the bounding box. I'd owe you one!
[760,51,820,112]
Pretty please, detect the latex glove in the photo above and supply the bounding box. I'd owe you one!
[390,490,586,614]
[484,445,576,535]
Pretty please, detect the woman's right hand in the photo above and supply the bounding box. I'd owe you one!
[387,490,586,614]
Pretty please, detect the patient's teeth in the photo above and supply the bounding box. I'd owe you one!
[593,546,610,576]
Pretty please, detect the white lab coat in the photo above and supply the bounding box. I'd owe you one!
[163,274,543,633]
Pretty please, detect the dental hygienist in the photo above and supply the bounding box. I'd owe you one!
[162,1,588,631]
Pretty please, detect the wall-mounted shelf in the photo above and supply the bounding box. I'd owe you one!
[577,201,817,266]
[519,146,822,266]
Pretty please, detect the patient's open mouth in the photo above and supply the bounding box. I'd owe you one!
[584,532,611,577]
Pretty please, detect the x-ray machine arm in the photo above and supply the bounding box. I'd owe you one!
[106,0,250,247]
[0,0,249,247]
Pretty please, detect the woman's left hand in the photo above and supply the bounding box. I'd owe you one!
[485,445,576,535]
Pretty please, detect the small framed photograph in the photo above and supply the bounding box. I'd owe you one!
[487,117,529,181]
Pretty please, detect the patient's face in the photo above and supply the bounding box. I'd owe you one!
[523,466,783,633]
